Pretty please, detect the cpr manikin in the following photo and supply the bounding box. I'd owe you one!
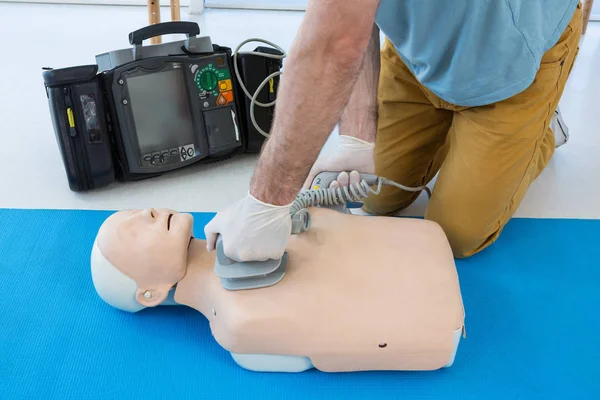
[91,206,466,373]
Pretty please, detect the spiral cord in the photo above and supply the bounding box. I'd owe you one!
[231,40,435,220]
[290,177,431,217]
[291,179,380,215]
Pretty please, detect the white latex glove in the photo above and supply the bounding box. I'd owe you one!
[204,192,292,262]
[302,135,375,190]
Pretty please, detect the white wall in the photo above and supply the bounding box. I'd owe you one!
[592,0,600,19]
[205,0,307,10]
[0,0,190,5]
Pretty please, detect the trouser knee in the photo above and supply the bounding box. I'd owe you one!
[362,189,420,216]
[426,212,501,259]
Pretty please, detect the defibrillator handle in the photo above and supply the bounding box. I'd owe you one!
[129,21,200,46]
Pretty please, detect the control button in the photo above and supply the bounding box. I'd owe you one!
[216,94,227,106]
[179,144,195,161]
[216,91,234,106]
[222,90,234,103]
[199,71,218,91]
[203,101,210,108]
[151,151,165,164]
[218,79,232,92]
[216,69,230,80]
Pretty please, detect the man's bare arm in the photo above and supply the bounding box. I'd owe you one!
[249,0,381,205]
[338,23,381,143]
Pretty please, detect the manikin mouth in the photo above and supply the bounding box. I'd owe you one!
[167,213,173,230]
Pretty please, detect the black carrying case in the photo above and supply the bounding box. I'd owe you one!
[43,65,115,191]
[234,46,283,153]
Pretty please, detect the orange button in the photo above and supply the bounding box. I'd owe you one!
[222,90,233,103]
[217,91,234,106]
[218,79,232,92]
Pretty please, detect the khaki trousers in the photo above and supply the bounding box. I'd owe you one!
[363,3,582,258]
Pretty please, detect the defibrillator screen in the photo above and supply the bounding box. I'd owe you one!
[126,68,195,155]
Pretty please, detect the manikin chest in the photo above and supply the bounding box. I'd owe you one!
[178,209,465,372]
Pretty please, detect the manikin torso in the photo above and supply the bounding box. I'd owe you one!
[92,207,465,373]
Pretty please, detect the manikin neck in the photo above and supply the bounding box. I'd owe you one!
[158,238,210,310]
[160,288,179,306]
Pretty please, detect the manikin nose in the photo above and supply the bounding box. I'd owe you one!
[143,208,177,219]
[142,208,157,219]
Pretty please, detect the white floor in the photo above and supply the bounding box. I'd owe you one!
[0,2,599,219]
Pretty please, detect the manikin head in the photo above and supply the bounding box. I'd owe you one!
[91,208,194,312]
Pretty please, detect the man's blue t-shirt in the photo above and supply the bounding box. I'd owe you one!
[375,0,580,106]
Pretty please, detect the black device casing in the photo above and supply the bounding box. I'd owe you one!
[235,46,283,153]
[42,22,281,192]
[43,65,115,191]
[100,50,246,182]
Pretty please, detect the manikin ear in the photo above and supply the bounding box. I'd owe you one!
[135,284,172,307]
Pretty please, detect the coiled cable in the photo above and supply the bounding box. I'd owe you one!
[232,40,433,220]
[290,177,431,216]
[233,38,286,138]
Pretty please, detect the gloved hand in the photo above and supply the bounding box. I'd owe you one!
[204,192,292,262]
[302,135,375,189]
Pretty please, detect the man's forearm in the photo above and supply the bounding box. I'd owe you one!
[249,0,381,206]
[339,24,381,143]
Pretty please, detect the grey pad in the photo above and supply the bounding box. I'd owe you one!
[214,235,288,290]
[218,253,288,291]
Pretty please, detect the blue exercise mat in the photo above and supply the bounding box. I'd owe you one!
[0,208,599,399]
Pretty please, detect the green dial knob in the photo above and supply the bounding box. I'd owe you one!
[199,71,218,91]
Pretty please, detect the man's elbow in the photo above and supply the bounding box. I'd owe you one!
[325,32,372,71]
[310,0,380,68]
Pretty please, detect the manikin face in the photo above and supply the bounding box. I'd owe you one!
[95,208,194,307]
